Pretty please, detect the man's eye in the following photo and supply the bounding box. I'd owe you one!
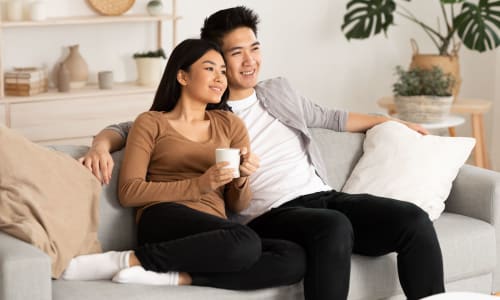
[231,51,241,56]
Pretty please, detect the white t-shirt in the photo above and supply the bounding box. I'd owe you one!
[228,91,331,224]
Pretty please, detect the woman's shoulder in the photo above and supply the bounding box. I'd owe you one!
[135,111,164,123]
[209,110,243,126]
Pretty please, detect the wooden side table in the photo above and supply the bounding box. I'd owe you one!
[378,97,492,169]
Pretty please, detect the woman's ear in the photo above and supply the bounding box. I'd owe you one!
[177,70,188,86]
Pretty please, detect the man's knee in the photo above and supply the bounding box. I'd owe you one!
[308,211,354,254]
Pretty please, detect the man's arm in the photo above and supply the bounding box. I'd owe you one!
[79,126,129,184]
[345,112,428,134]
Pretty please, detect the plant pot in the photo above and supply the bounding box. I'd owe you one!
[134,57,165,87]
[409,40,461,100]
[394,95,453,123]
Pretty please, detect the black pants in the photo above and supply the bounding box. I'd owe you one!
[247,190,445,300]
[134,202,306,290]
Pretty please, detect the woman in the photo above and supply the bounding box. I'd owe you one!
[62,39,306,290]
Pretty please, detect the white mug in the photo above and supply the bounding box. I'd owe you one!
[215,148,240,178]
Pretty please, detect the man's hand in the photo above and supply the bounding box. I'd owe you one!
[78,146,114,185]
[239,147,260,177]
[398,120,430,135]
[198,162,234,194]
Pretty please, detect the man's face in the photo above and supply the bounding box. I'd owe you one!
[221,27,262,100]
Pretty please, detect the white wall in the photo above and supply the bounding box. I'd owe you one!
[2,0,498,169]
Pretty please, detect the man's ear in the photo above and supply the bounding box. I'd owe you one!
[177,70,188,86]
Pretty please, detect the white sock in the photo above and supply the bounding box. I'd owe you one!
[62,250,131,281]
[112,266,180,286]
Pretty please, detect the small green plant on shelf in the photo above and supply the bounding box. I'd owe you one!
[393,66,455,97]
[133,48,166,59]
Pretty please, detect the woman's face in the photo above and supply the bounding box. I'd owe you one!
[180,49,227,105]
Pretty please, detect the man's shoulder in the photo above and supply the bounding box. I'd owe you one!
[256,77,293,92]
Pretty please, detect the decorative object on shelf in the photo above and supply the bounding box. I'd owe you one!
[87,0,135,16]
[6,0,24,21]
[29,1,47,21]
[147,0,163,16]
[57,63,70,93]
[98,71,114,89]
[409,39,460,99]
[62,45,89,89]
[341,0,500,98]
[4,67,48,96]
[133,48,166,87]
[392,65,455,123]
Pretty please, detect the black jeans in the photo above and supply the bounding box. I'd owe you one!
[247,190,445,300]
[134,202,306,290]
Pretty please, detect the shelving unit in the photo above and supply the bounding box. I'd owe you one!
[0,1,180,145]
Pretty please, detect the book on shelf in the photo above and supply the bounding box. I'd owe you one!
[4,67,49,96]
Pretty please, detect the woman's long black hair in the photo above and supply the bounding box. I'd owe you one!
[149,38,230,112]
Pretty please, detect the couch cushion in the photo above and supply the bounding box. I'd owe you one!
[348,212,496,300]
[49,146,137,251]
[52,280,303,300]
[341,121,475,220]
[310,128,364,190]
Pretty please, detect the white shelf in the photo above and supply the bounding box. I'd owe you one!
[0,82,156,104]
[0,14,181,28]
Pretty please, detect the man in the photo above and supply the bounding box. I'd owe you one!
[81,7,444,300]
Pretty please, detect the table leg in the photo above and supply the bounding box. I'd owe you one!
[448,127,456,137]
[471,113,487,168]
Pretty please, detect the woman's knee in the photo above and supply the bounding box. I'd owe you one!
[224,224,262,270]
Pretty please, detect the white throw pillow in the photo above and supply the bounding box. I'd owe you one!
[341,121,475,220]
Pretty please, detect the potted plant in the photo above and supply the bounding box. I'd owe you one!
[342,0,500,96]
[133,48,167,87]
[393,65,455,123]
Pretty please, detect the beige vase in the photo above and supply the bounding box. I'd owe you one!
[135,57,166,87]
[394,95,453,123]
[63,44,88,88]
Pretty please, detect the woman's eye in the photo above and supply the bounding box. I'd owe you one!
[205,67,214,71]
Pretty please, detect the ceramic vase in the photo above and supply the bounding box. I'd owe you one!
[63,44,88,88]
[147,0,163,16]
[135,57,166,87]
[57,62,70,92]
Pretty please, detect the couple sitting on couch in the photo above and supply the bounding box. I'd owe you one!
[62,6,445,300]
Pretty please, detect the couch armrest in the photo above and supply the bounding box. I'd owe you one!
[0,231,51,300]
[445,163,500,291]
[446,164,500,224]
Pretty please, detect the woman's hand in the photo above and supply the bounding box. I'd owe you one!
[239,147,260,177]
[198,162,234,194]
[78,146,114,185]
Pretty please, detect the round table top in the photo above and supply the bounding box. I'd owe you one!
[394,115,465,129]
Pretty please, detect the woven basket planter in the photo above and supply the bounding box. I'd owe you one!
[395,95,453,123]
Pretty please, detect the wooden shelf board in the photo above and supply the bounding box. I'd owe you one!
[0,14,181,28]
[1,82,156,103]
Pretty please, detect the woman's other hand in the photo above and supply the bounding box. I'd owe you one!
[198,162,234,194]
[239,147,260,177]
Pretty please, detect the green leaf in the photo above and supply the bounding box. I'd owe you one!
[441,0,465,4]
[454,0,500,52]
[342,0,396,40]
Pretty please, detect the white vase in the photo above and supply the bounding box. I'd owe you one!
[135,57,166,87]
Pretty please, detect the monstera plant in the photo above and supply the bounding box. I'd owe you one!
[341,0,500,55]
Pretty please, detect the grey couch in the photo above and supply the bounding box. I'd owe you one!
[1,128,500,300]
